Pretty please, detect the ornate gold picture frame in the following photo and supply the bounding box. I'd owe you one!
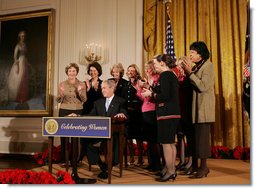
[0,9,54,116]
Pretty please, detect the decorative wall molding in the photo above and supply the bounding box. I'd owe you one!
[0,0,54,14]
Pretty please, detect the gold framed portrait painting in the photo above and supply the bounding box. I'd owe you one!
[0,9,54,116]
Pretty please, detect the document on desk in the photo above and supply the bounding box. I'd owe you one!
[42,116,111,138]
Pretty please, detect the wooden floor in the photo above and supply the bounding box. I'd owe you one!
[0,155,251,185]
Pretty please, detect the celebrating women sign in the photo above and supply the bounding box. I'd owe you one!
[42,116,111,138]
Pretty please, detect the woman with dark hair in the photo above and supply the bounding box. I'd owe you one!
[142,54,181,182]
[78,62,103,162]
[181,41,215,178]
[82,62,103,115]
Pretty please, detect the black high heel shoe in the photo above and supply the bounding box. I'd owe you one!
[176,162,186,171]
[155,172,177,182]
[189,168,210,179]
[155,166,167,177]
[71,172,97,184]
[181,166,198,175]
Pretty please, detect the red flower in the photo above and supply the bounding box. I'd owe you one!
[37,159,44,165]
[243,147,250,160]
[211,146,222,158]
[0,169,75,184]
[56,170,75,184]
[210,145,250,160]
[34,145,62,166]
[233,146,243,160]
[41,149,49,160]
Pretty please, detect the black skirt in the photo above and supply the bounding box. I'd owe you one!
[157,118,179,144]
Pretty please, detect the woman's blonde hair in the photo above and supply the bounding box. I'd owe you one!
[126,64,141,80]
[110,63,125,78]
[145,59,157,75]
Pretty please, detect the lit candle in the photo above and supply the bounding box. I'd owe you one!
[98,45,102,57]
[89,43,92,54]
[79,50,82,63]
[85,44,89,56]
[95,44,98,56]
[91,43,95,53]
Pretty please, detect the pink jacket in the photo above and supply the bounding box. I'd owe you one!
[136,75,159,113]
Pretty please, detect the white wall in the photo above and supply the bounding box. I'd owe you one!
[0,0,143,154]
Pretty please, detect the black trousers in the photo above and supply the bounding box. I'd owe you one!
[80,133,119,165]
[58,108,83,163]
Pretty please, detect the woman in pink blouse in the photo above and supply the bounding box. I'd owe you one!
[136,60,162,171]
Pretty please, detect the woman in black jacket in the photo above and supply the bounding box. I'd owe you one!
[142,54,181,182]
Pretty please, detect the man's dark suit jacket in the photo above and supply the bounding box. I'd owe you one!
[89,95,127,117]
[83,95,128,165]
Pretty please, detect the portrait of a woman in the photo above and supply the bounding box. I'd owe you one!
[7,30,29,103]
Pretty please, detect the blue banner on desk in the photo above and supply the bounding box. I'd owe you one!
[42,116,111,138]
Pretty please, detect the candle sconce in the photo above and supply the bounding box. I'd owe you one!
[85,52,101,63]
[79,43,104,66]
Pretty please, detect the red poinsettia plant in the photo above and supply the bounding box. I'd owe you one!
[34,145,61,166]
[0,169,75,184]
[232,146,250,160]
[210,145,250,160]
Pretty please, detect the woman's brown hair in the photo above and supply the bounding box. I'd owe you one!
[65,62,79,75]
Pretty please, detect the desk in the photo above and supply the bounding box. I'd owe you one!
[48,121,126,184]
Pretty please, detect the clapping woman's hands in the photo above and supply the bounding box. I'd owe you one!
[141,88,152,98]
[85,79,91,91]
[67,113,79,117]
[181,56,192,75]
[138,78,149,89]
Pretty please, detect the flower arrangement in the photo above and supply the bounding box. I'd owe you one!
[210,145,250,160]
[34,145,61,166]
[0,169,75,184]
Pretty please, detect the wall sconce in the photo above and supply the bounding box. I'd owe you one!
[79,43,103,66]
[85,43,102,63]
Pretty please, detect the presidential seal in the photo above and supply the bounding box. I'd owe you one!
[45,119,58,135]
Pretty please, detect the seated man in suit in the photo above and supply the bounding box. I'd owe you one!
[70,79,128,179]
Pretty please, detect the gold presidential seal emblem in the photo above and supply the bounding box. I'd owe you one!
[45,119,58,134]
